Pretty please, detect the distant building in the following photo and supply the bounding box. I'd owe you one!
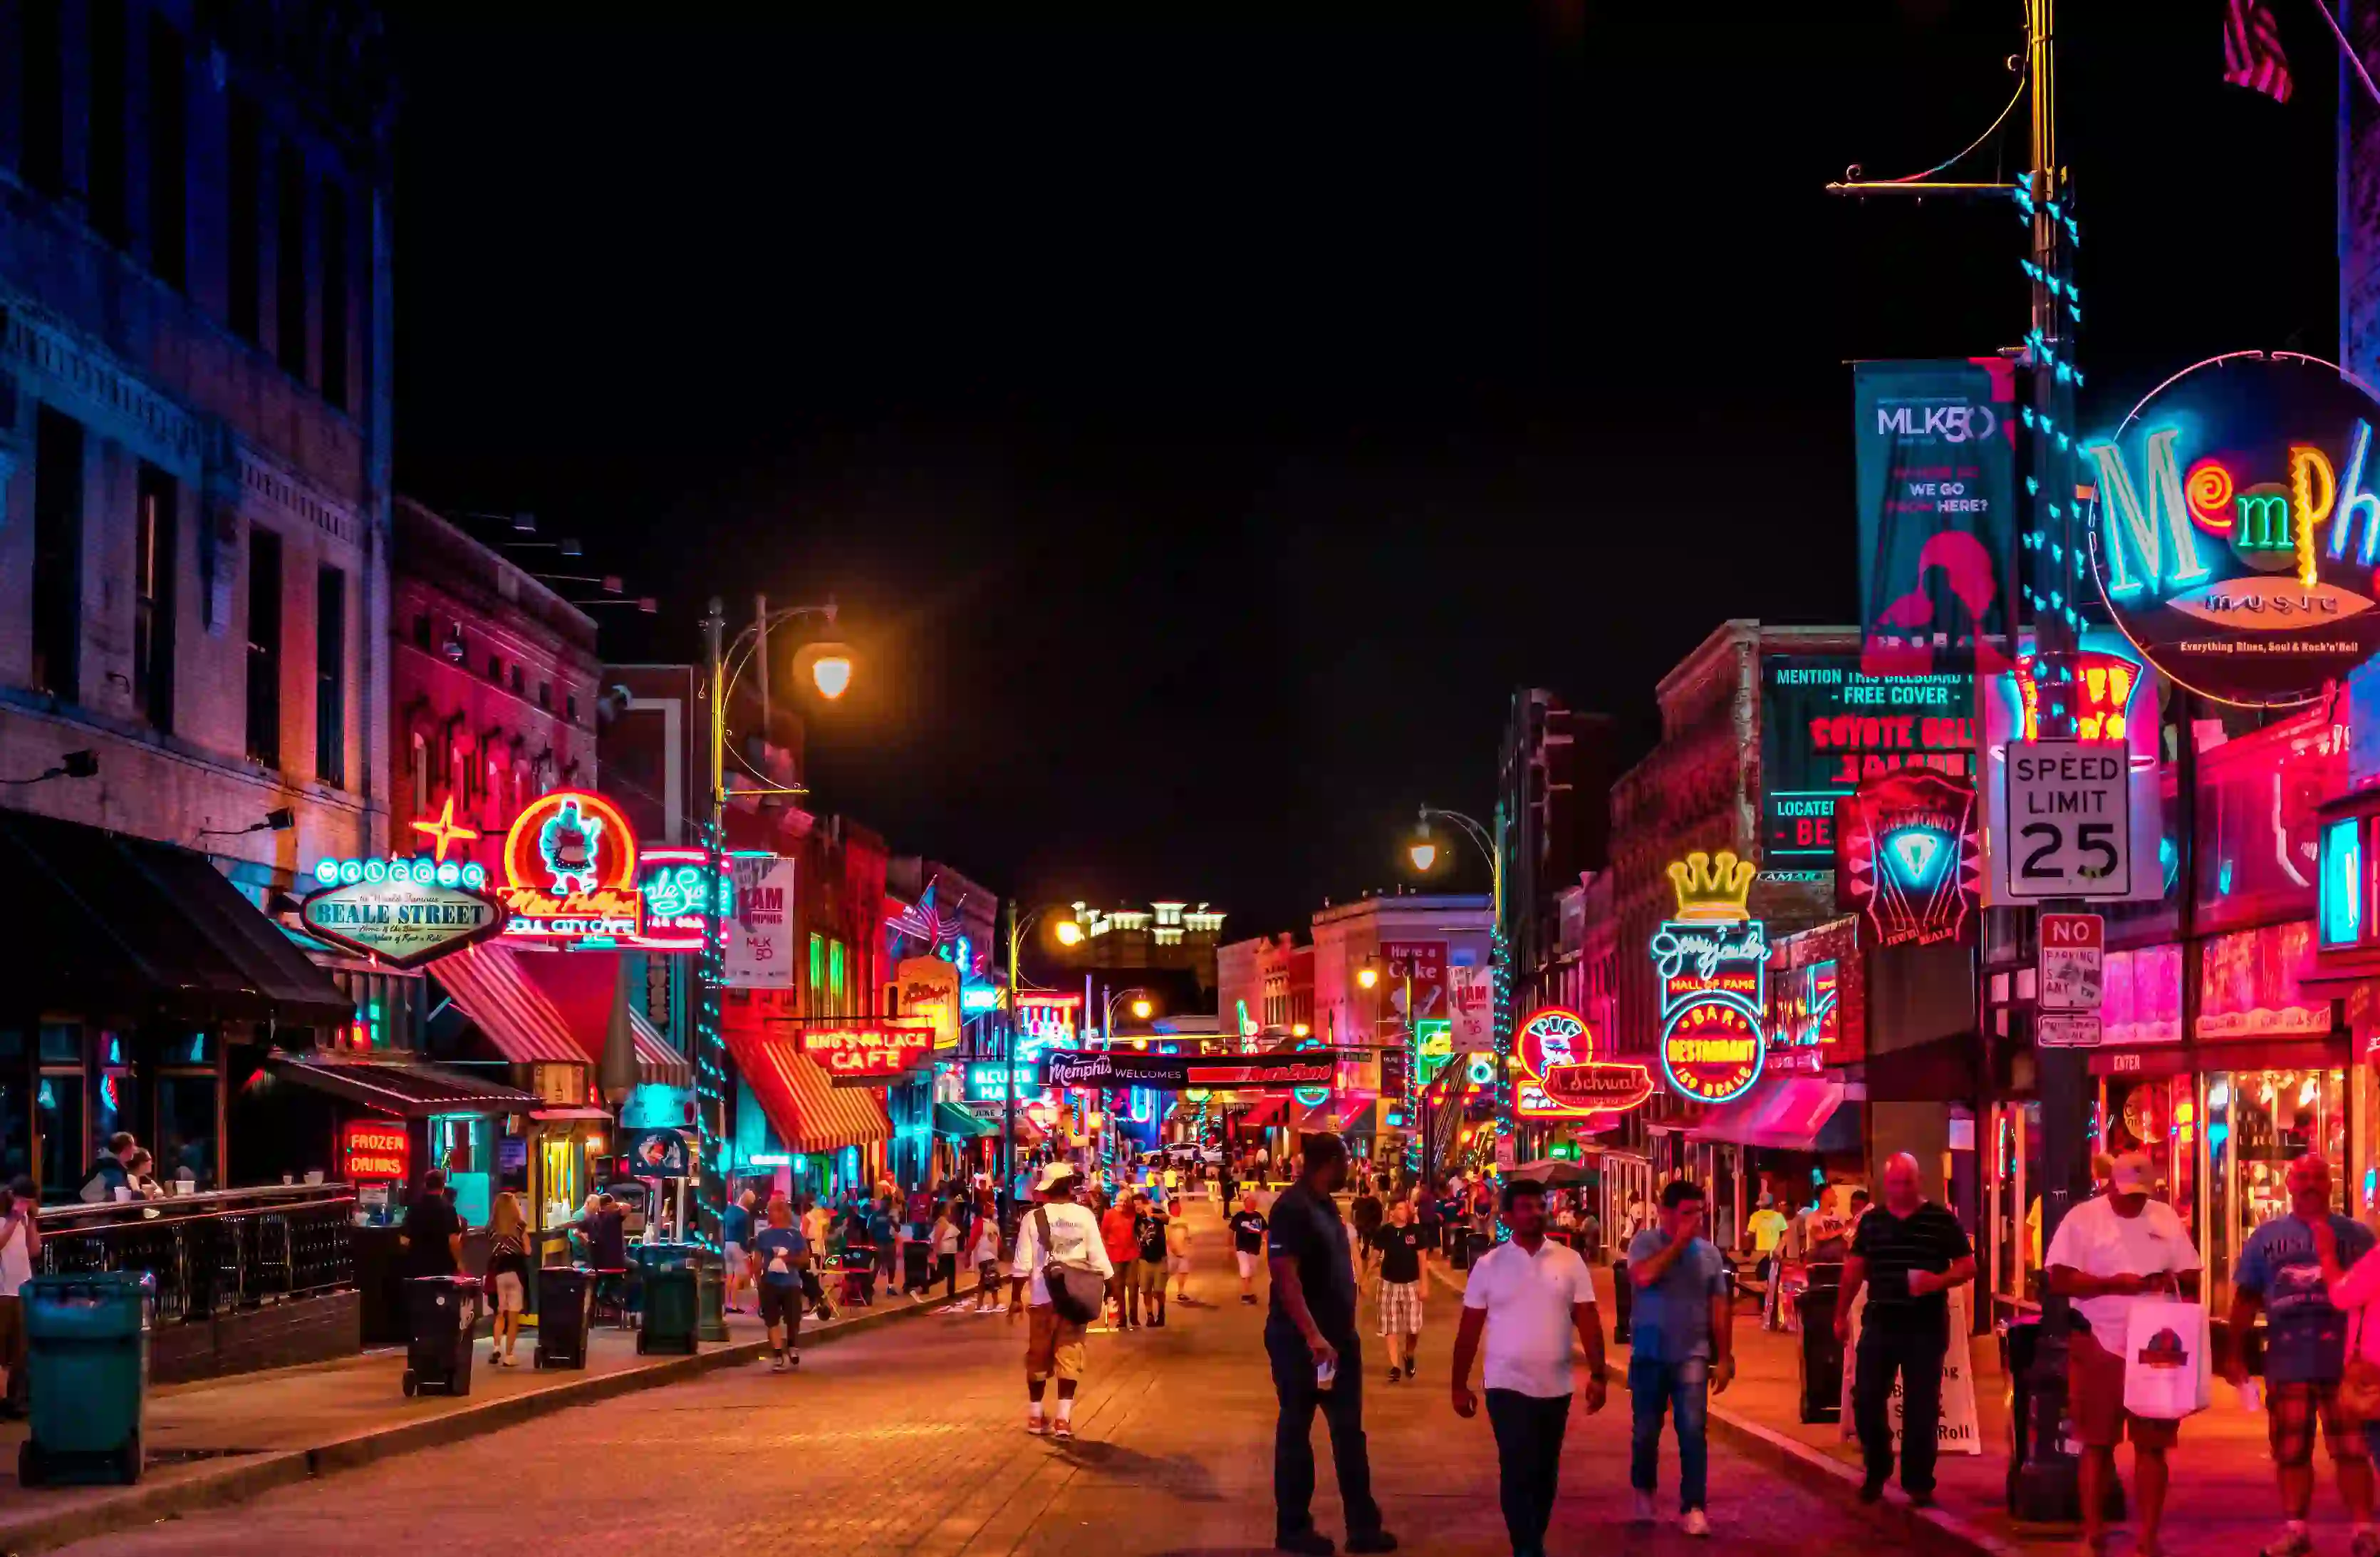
[1056,899,1227,997]
[1497,688,1616,1026]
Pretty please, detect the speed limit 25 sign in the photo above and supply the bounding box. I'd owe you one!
[1999,740,2131,899]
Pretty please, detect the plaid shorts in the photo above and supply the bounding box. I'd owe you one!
[2267,1380,2370,1469]
[1377,1278,1424,1337]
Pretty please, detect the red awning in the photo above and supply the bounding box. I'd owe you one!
[720,1017,889,1154]
[1687,1077,1854,1152]
[432,942,584,1065]
[1237,1095,1289,1128]
[509,948,693,1089]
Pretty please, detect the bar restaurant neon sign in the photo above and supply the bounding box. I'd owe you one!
[497,790,645,940]
[1650,850,1770,1105]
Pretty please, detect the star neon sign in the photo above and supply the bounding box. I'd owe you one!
[409,796,479,863]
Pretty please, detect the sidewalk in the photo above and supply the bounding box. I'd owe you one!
[1428,1253,2320,1557]
[0,1271,981,1556]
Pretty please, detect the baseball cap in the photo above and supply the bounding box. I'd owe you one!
[2109,1152,2155,1194]
[1035,1161,1080,1191]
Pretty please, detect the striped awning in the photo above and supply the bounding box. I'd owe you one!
[431,942,583,1065]
[628,1006,692,1090]
[721,1020,889,1154]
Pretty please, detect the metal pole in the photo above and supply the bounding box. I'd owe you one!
[1004,898,1019,1219]
[697,599,729,1248]
[753,594,770,748]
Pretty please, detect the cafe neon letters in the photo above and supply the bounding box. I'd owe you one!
[1651,849,1771,1105]
[1513,1006,1652,1117]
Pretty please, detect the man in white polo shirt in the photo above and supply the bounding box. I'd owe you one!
[1450,1177,1609,1557]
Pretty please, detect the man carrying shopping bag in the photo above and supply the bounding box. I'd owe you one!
[2047,1152,2202,1557]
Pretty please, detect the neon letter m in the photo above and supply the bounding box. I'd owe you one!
[2084,427,2205,596]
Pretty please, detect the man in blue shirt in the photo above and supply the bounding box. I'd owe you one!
[751,1196,810,1372]
[2223,1154,2378,1557]
[722,1189,757,1315]
[1626,1179,1734,1537]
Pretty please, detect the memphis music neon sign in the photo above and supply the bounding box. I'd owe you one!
[1650,850,1771,1106]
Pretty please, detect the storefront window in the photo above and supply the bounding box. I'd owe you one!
[154,1073,217,1188]
[2104,1076,2197,1251]
[2101,946,2183,1046]
[1991,1101,2040,1308]
[2193,710,2339,936]
[2199,924,2330,1040]
[36,1072,84,1197]
[2204,1067,2346,1300]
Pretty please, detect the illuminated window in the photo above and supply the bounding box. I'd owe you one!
[809,933,825,1009]
[829,940,848,1015]
[2323,817,2365,946]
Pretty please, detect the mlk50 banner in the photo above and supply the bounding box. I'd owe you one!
[1856,358,2020,677]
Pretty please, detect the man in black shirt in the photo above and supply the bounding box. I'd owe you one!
[401,1168,464,1278]
[1228,1190,1269,1306]
[1372,1199,1428,1383]
[1267,1132,1398,1555]
[1835,1153,1977,1505]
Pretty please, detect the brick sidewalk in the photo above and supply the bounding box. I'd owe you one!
[1433,1252,2342,1557]
[0,1261,979,1555]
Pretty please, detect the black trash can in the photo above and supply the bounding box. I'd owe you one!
[403,1276,480,1397]
[1794,1283,1846,1423]
[534,1266,593,1370]
[1612,1261,1632,1341]
[902,1239,932,1295]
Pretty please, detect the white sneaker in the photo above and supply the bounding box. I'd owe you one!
[1632,1491,1656,1524]
[1682,1509,1710,1538]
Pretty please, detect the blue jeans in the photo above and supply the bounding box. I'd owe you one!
[1629,1354,1710,1513]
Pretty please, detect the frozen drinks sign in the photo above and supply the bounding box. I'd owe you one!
[2087,351,2380,707]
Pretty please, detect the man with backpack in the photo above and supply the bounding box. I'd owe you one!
[1009,1161,1114,1441]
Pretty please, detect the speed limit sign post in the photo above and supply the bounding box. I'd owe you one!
[2000,740,2132,899]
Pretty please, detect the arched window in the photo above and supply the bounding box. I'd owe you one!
[410,733,428,815]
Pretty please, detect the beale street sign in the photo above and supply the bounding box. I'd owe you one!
[301,858,504,968]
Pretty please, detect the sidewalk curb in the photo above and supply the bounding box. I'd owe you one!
[1423,1261,2020,1557]
[0,1282,979,1557]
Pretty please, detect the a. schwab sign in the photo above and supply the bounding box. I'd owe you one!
[1041,1050,1344,1092]
[1760,655,1976,864]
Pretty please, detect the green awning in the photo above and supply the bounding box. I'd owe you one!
[934,1100,994,1139]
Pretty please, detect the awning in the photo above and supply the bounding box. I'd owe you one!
[1237,1095,1290,1128]
[430,943,584,1065]
[0,808,353,1028]
[266,1052,541,1119]
[720,1020,888,1153]
[437,944,692,1087]
[934,1100,994,1139]
[1687,1077,1861,1152]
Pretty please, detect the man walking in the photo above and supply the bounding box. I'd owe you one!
[752,1196,809,1370]
[1450,1178,1606,1557]
[1230,1189,1269,1306]
[1835,1152,1975,1507]
[1626,1179,1732,1537]
[1136,1191,1172,1327]
[1009,1162,1114,1441]
[2223,1153,2379,1557]
[1267,1132,1397,1555]
[2046,1151,2200,1556]
[1374,1197,1428,1383]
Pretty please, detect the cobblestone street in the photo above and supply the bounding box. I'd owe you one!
[65,1209,1923,1556]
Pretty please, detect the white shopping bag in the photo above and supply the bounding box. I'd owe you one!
[2121,1298,2213,1420]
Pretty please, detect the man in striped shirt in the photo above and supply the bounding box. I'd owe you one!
[1835,1152,1976,1506]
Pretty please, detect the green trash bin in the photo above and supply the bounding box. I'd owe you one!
[635,1245,698,1355]
[21,1270,155,1486]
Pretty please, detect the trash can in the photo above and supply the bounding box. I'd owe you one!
[636,1246,699,1355]
[902,1238,932,1295]
[403,1275,480,1397]
[1611,1260,1631,1341]
[20,1271,153,1486]
[1794,1283,1845,1423]
[534,1265,593,1370]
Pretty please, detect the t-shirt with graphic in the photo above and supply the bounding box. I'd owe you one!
[1230,1209,1269,1254]
[1375,1224,1426,1285]
[2236,1212,2377,1385]
[752,1226,808,1288]
[1137,1210,1170,1266]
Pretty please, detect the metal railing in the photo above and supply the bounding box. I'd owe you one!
[36,1184,359,1323]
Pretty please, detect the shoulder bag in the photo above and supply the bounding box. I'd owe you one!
[1034,1206,1107,1325]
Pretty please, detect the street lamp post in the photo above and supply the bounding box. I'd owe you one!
[1408,805,1509,1152]
[700,596,855,1253]
[1000,901,1082,1216]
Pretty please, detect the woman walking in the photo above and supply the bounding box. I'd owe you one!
[485,1191,531,1367]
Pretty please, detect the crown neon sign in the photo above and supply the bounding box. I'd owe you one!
[1650,850,1770,1106]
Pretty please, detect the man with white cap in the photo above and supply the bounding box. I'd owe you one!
[1009,1160,1114,1440]
[2047,1150,2200,1557]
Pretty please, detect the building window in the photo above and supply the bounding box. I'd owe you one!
[829,939,848,1016]
[30,408,84,701]
[146,14,188,289]
[245,527,282,765]
[133,464,177,731]
[509,663,524,695]
[318,181,348,410]
[538,681,552,712]
[275,143,308,381]
[411,733,429,815]
[412,613,432,651]
[87,0,129,244]
[316,566,345,786]
[566,693,578,724]
[809,934,826,1013]
[19,0,66,197]
[227,93,262,341]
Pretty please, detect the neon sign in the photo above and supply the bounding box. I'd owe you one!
[1512,1006,1651,1117]
[797,1023,934,1082]
[1649,850,1769,1105]
[301,859,503,969]
[1835,770,1982,948]
[2088,351,2380,707]
[341,1121,410,1181]
[497,790,644,940]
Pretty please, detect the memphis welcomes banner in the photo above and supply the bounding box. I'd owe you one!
[1041,1050,1343,1092]
[1855,358,2020,678]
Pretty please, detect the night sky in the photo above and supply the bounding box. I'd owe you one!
[389,2,2342,936]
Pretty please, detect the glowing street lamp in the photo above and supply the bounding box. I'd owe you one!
[1357,966,1380,990]
[1131,998,1153,1020]
[1408,828,1440,874]
[1054,919,1085,946]
[809,652,853,700]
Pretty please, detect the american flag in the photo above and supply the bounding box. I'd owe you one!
[2224,0,2293,103]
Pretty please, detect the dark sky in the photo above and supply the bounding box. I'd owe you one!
[388,1,2342,937]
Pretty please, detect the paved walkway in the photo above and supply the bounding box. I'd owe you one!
[51,1197,1922,1557]
[1434,1251,2335,1557]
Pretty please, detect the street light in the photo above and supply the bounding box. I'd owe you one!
[1002,901,1085,1209]
[1131,998,1153,1020]
[1407,803,1511,1154]
[808,652,853,700]
[1357,966,1379,990]
[1055,919,1085,946]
